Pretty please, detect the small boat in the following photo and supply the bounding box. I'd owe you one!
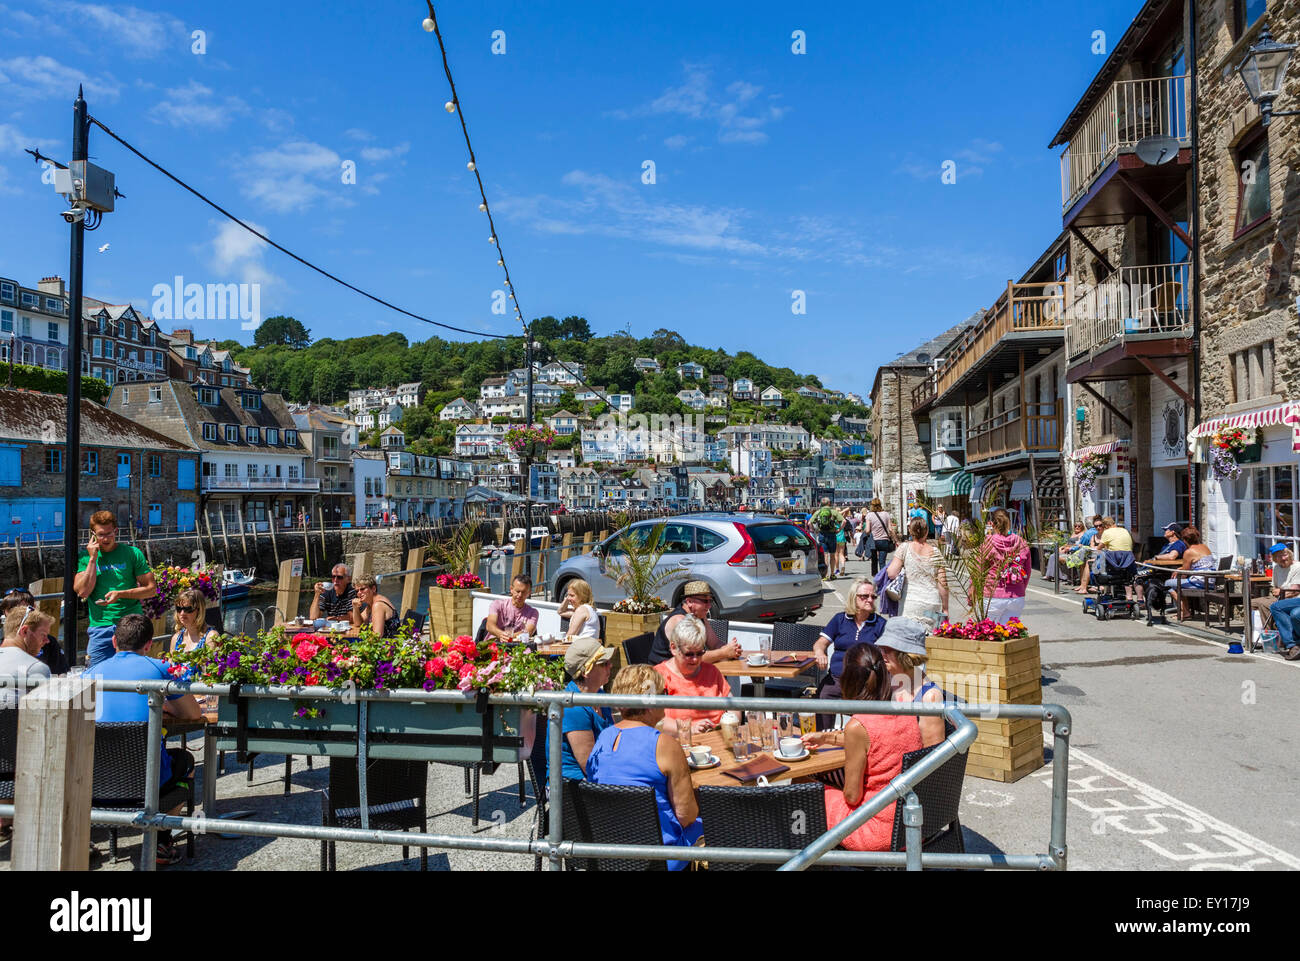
[221,568,258,601]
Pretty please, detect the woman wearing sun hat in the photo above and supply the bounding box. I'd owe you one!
[549,636,619,784]
[876,616,946,748]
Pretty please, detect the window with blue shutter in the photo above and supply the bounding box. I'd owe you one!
[0,447,20,486]
[117,453,131,489]
[177,458,196,490]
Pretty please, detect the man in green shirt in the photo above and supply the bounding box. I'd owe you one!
[73,510,156,668]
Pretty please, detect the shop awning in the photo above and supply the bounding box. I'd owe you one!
[1008,477,1033,500]
[1188,400,1300,452]
[925,470,973,498]
[1071,440,1129,461]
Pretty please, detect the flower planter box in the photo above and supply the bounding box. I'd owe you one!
[213,695,529,765]
[428,586,474,640]
[604,610,665,671]
[925,632,1044,783]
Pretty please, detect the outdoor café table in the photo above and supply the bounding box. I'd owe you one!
[685,729,845,789]
[714,652,818,699]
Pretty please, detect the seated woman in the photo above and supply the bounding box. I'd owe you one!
[585,664,702,871]
[349,573,399,637]
[652,615,728,735]
[552,637,616,785]
[1163,526,1214,620]
[556,578,600,641]
[1046,523,1086,583]
[801,642,922,852]
[877,616,946,748]
[170,588,220,654]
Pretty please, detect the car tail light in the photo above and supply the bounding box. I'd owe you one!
[727,522,757,568]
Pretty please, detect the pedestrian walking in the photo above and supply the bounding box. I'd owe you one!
[863,498,896,578]
[73,510,157,669]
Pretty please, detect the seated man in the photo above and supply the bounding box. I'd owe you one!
[87,613,201,866]
[648,581,740,666]
[484,574,539,641]
[1153,522,1187,561]
[1264,544,1300,660]
[310,564,357,621]
[1073,516,1105,594]
[1251,543,1297,634]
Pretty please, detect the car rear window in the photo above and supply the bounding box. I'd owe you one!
[746,523,813,552]
[696,528,727,552]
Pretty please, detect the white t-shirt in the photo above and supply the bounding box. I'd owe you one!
[569,603,601,640]
[0,644,52,708]
[943,514,960,535]
[1273,563,1300,591]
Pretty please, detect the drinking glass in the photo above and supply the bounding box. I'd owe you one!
[758,635,772,662]
[777,712,794,744]
[677,721,692,757]
[747,712,767,754]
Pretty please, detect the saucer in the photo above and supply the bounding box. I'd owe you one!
[774,748,811,762]
[686,753,721,770]
[745,658,770,667]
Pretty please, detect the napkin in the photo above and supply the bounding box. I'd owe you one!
[723,756,791,783]
[772,655,814,668]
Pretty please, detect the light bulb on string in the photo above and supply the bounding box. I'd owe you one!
[422,18,435,32]
[466,160,475,171]
[497,259,503,266]
[479,202,487,211]
[489,235,497,245]
[444,101,456,113]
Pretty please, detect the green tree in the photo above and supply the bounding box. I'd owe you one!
[254,315,312,349]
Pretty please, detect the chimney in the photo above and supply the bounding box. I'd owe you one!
[171,328,193,345]
[38,276,65,297]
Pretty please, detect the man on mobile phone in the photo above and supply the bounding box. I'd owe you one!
[73,510,156,669]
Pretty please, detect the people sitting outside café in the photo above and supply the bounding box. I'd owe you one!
[87,613,200,866]
[648,580,740,665]
[73,510,157,669]
[801,642,921,851]
[1161,527,1214,619]
[982,508,1031,623]
[556,578,600,641]
[485,574,539,641]
[1263,543,1300,660]
[310,564,358,621]
[813,576,886,727]
[877,616,946,748]
[653,615,728,735]
[170,588,219,654]
[1046,523,1086,583]
[1154,523,1188,561]
[1072,516,1107,594]
[553,637,616,785]
[350,573,399,637]
[585,663,702,870]
[886,516,949,628]
[1,589,68,674]
[0,605,53,709]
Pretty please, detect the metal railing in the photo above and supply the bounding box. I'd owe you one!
[201,478,322,492]
[0,678,1072,872]
[1064,262,1193,359]
[966,400,1063,464]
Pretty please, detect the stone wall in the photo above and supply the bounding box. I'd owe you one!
[869,365,931,520]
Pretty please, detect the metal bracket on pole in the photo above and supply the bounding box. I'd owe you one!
[902,792,923,871]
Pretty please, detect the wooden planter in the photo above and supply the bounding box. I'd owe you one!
[213,695,530,765]
[603,610,665,672]
[924,633,1043,783]
[427,586,474,640]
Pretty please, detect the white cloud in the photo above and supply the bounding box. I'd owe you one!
[149,80,249,129]
[39,1,187,59]
[663,134,689,150]
[208,219,285,303]
[359,142,410,164]
[898,139,1005,180]
[343,128,374,142]
[237,140,349,213]
[616,65,789,146]
[0,54,120,101]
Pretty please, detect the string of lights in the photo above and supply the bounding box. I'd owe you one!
[86,115,513,340]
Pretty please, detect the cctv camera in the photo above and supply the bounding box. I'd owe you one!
[62,207,85,224]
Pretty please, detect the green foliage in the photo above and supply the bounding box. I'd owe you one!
[607,522,686,611]
[4,363,110,403]
[253,315,312,349]
[428,523,480,577]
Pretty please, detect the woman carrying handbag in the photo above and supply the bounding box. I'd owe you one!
[864,498,896,578]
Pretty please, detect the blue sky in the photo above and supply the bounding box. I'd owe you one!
[1,0,1147,396]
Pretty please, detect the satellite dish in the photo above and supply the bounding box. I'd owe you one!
[1135,135,1179,166]
[917,352,931,363]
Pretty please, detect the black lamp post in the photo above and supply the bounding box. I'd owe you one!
[1237,26,1298,127]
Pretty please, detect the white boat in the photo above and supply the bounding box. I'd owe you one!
[221,568,257,600]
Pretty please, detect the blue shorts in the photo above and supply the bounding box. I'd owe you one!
[86,623,117,669]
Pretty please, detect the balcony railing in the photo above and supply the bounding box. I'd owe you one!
[201,477,321,492]
[966,400,1062,465]
[911,377,936,411]
[1060,75,1189,212]
[931,282,1069,402]
[1064,262,1192,358]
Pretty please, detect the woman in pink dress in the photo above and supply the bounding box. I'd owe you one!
[802,642,921,851]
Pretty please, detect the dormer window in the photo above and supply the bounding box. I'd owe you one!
[240,393,261,411]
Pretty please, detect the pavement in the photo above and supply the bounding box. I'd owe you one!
[5,551,1297,872]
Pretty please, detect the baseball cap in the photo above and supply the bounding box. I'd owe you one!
[564,637,615,677]
[1163,523,1182,534]
[1269,542,1290,555]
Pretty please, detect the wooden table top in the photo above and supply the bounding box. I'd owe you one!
[686,728,844,788]
[714,652,819,680]
[1140,558,1185,568]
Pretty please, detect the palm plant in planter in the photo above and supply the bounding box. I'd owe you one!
[603,522,686,654]
[427,523,484,638]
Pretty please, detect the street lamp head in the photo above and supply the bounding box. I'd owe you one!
[1237,26,1295,109]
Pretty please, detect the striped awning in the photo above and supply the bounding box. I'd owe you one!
[925,470,973,498]
[1071,440,1129,461]
[1188,401,1300,452]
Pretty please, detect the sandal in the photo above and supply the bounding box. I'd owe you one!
[156,841,185,866]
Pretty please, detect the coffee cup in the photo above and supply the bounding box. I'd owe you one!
[779,737,803,758]
[689,745,712,766]
[747,653,767,666]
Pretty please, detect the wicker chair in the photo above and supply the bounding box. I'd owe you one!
[0,706,17,805]
[91,721,195,867]
[697,782,827,870]
[320,758,429,871]
[887,741,969,861]
[706,618,730,645]
[1177,557,1234,627]
[561,781,667,871]
[621,631,655,666]
[763,622,827,697]
[400,609,427,640]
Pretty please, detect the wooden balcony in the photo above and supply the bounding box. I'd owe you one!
[911,376,936,412]
[933,281,1069,403]
[966,400,1063,466]
[1059,75,1189,214]
[1064,262,1193,380]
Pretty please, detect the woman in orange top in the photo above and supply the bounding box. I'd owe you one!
[802,641,922,852]
[652,614,729,736]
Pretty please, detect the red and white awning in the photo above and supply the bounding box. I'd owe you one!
[1071,440,1129,461]
[1189,401,1300,452]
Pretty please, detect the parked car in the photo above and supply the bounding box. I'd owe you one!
[549,514,824,622]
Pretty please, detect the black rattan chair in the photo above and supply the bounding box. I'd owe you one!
[91,721,194,867]
[561,781,667,871]
[697,782,827,870]
[320,758,429,871]
[763,622,826,696]
[622,631,655,665]
[0,706,17,805]
[707,618,730,644]
[887,741,969,861]
[400,609,427,639]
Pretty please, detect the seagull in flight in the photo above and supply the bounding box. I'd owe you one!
[98,243,110,253]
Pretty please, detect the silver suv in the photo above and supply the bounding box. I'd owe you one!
[549,514,824,622]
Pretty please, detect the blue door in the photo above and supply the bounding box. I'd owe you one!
[177,458,196,491]
[148,503,162,526]
[177,501,196,533]
[117,453,131,489]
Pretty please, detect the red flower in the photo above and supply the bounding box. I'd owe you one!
[425,657,446,679]
[453,636,477,658]
[294,639,321,662]
[445,651,464,671]
[458,663,476,680]
[487,642,500,661]
[304,673,319,685]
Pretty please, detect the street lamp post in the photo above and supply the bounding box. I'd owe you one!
[1237,25,1298,126]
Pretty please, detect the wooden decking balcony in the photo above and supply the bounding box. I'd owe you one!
[966,400,1063,466]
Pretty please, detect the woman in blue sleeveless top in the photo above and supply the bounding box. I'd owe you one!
[585,664,702,870]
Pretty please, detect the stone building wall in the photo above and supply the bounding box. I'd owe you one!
[870,364,931,520]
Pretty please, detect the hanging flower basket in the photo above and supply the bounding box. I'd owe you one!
[143,563,220,620]
[504,425,557,459]
[1074,451,1110,497]
[1208,427,1256,481]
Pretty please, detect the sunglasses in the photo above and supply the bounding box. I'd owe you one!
[17,606,35,631]
[678,650,703,659]
[856,593,876,600]
[175,604,195,613]
[331,575,348,580]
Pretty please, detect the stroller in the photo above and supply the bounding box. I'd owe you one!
[1082,550,1139,621]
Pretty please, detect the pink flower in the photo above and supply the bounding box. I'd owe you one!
[294,639,321,662]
